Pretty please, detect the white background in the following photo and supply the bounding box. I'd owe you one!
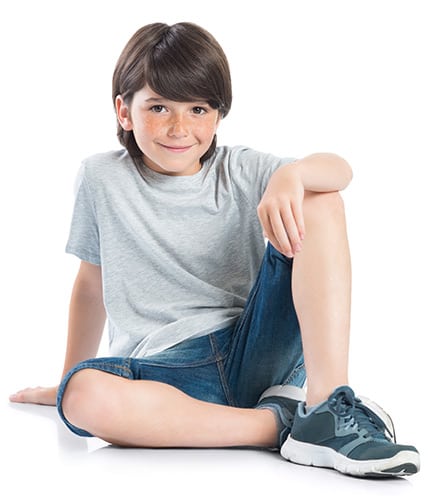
[1,0,427,498]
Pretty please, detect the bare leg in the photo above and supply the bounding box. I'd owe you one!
[62,369,277,447]
[62,191,351,446]
[292,191,351,406]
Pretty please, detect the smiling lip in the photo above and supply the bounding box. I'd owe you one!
[159,144,194,153]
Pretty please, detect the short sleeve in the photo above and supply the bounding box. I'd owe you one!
[65,165,101,265]
[226,146,298,206]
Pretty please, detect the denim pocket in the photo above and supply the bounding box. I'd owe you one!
[136,326,233,368]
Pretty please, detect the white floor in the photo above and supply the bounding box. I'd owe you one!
[3,398,426,500]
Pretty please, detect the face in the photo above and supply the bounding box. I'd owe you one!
[116,86,221,176]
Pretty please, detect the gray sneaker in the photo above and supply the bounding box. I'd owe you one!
[281,385,420,477]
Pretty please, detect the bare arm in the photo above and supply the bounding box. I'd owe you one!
[9,261,106,405]
[257,152,353,258]
[286,153,353,193]
[62,260,106,377]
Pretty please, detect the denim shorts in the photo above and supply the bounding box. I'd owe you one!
[57,243,306,436]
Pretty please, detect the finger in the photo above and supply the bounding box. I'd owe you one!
[9,387,45,404]
[266,231,285,256]
[9,392,23,402]
[9,389,35,403]
[291,198,305,241]
[268,211,294,257]
[257,206,287,255]
[259,201,294,257]
[280,205,302,253]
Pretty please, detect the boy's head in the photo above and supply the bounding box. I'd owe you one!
[112,22,232,163]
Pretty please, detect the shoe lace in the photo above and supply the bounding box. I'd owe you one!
[328,387,396,442]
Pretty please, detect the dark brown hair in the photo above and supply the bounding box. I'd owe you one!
[112,22,232,163]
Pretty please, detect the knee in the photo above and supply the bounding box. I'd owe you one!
[61,368,104,429]
[303,191,345,222]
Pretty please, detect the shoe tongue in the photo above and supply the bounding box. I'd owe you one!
[328,386,356,416]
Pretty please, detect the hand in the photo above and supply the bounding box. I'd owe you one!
[9,386,58,406]
[257,163,305,258]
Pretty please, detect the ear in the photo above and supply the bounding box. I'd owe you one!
[115,95,133,131]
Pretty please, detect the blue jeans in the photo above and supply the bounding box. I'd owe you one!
[57,243,305,436]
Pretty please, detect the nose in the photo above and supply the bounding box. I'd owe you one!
[167,113,189,138]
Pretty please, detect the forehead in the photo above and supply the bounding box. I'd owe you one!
[133,86,209,105]
[134,86,163,101]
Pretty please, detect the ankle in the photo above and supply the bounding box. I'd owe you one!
[306,383,348,408]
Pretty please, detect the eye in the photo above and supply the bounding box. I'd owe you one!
[150,105,167,113]
[192,106,208,115]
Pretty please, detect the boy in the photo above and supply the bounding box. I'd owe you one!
[10,22,419,477]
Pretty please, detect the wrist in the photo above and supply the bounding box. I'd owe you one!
[273,161,304,187]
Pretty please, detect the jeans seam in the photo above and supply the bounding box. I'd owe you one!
[209,334,235,406]
[75,359,133,378]
[283,361,306,386]
[232,272,261,338]
[136,353,221,369]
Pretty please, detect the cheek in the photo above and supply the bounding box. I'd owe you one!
[139,116,162,136]
[195,119,219,142]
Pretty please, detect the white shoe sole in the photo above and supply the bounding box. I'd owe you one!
[281,437,420,477]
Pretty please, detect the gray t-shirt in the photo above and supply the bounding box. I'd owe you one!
[66,146,295,357]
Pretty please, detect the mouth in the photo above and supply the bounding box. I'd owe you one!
[159,143,194,153]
